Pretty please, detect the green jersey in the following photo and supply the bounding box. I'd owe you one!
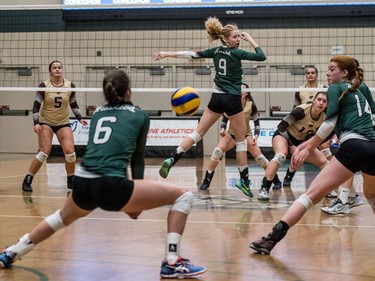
[326,82,375,142]
[82,102,150,179]
[359,82,375,120]
[198,46,266,95]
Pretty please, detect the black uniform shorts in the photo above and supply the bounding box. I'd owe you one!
[207,93,243,116]
[72,176,134,211]
[40,123,70,134]
[335,138,375,175]
[272,130,304,147]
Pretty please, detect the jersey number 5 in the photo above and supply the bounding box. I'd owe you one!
[54,96,62,108]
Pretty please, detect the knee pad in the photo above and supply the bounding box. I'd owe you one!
[65,152,76,163]
[296,194,313,210]
[272,153,286,166]
[236,139,247,152]
[7,234,35,262]
[45,210,66,231]
[255,154,269,168]
[188,131,202,144]
[35,151,48,163]
[320,148,332,159]
[170,191,194,215]
[211,147,224,162]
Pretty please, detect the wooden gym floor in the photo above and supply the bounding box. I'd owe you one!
[0,153,374,281]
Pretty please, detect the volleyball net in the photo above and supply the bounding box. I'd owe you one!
[0,1,375,115]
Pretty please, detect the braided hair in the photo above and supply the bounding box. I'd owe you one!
[102,69,131,106]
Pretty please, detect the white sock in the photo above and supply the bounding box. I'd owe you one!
[176,147,185,154]
[338,187,350,204]
[238,165,248,172]
[349,185,357,197]
[165,232,181,265]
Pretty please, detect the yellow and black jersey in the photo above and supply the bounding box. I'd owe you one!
[279,103,326,141]
[32,79,83,126]
[294,83,326,107]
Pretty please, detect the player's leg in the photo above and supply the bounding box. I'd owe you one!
[305,148,337,198]
[347,176,364,208]
[0,194,92,268]
[56,126,76,189]
[200,134,234,190]
[229,111,253,197]
[123,180,206,278]
[22,125,53,192]
[258,136,287,201]
[362,173,375,214]
[248,141,281,190]
[321,176,353,215]
[159,107,220,178]
[282,165,296,187]
[250,157,353,255]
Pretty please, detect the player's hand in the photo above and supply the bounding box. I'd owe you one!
[80,119,88,126]
[152,52,166,61]
[33,124,41,134]
[291,147,310,170]
[240,32,251,41]
[248,137,256,146]
[289,145,297,154]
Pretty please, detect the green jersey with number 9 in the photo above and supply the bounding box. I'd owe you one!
[197,46,266,96]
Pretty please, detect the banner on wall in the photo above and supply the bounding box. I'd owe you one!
[52,118,279,152]
[52,117,200,146]
[250,119,279,148]
[52,119,91,146]
[146,118,199,146]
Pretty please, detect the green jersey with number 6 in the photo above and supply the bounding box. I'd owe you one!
[326,82,375,141]
[82,102,150,179]
[198,46,266,95]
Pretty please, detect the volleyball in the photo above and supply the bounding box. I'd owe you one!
[171,87,200,116]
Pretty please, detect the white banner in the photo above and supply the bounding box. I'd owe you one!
[53,118,199,147]
[146,118,199,146]
[53,118,278,147]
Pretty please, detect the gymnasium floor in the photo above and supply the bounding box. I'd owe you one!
[0,153,374,281]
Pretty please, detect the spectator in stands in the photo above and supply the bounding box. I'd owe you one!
[21,61,88,192]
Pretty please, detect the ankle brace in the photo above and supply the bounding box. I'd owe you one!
[239,167,249,181]
[171,150,184,164]
[6,234,36,262]
[165,232,181,265]
[262,177,273,191]
[268,221,289,243]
